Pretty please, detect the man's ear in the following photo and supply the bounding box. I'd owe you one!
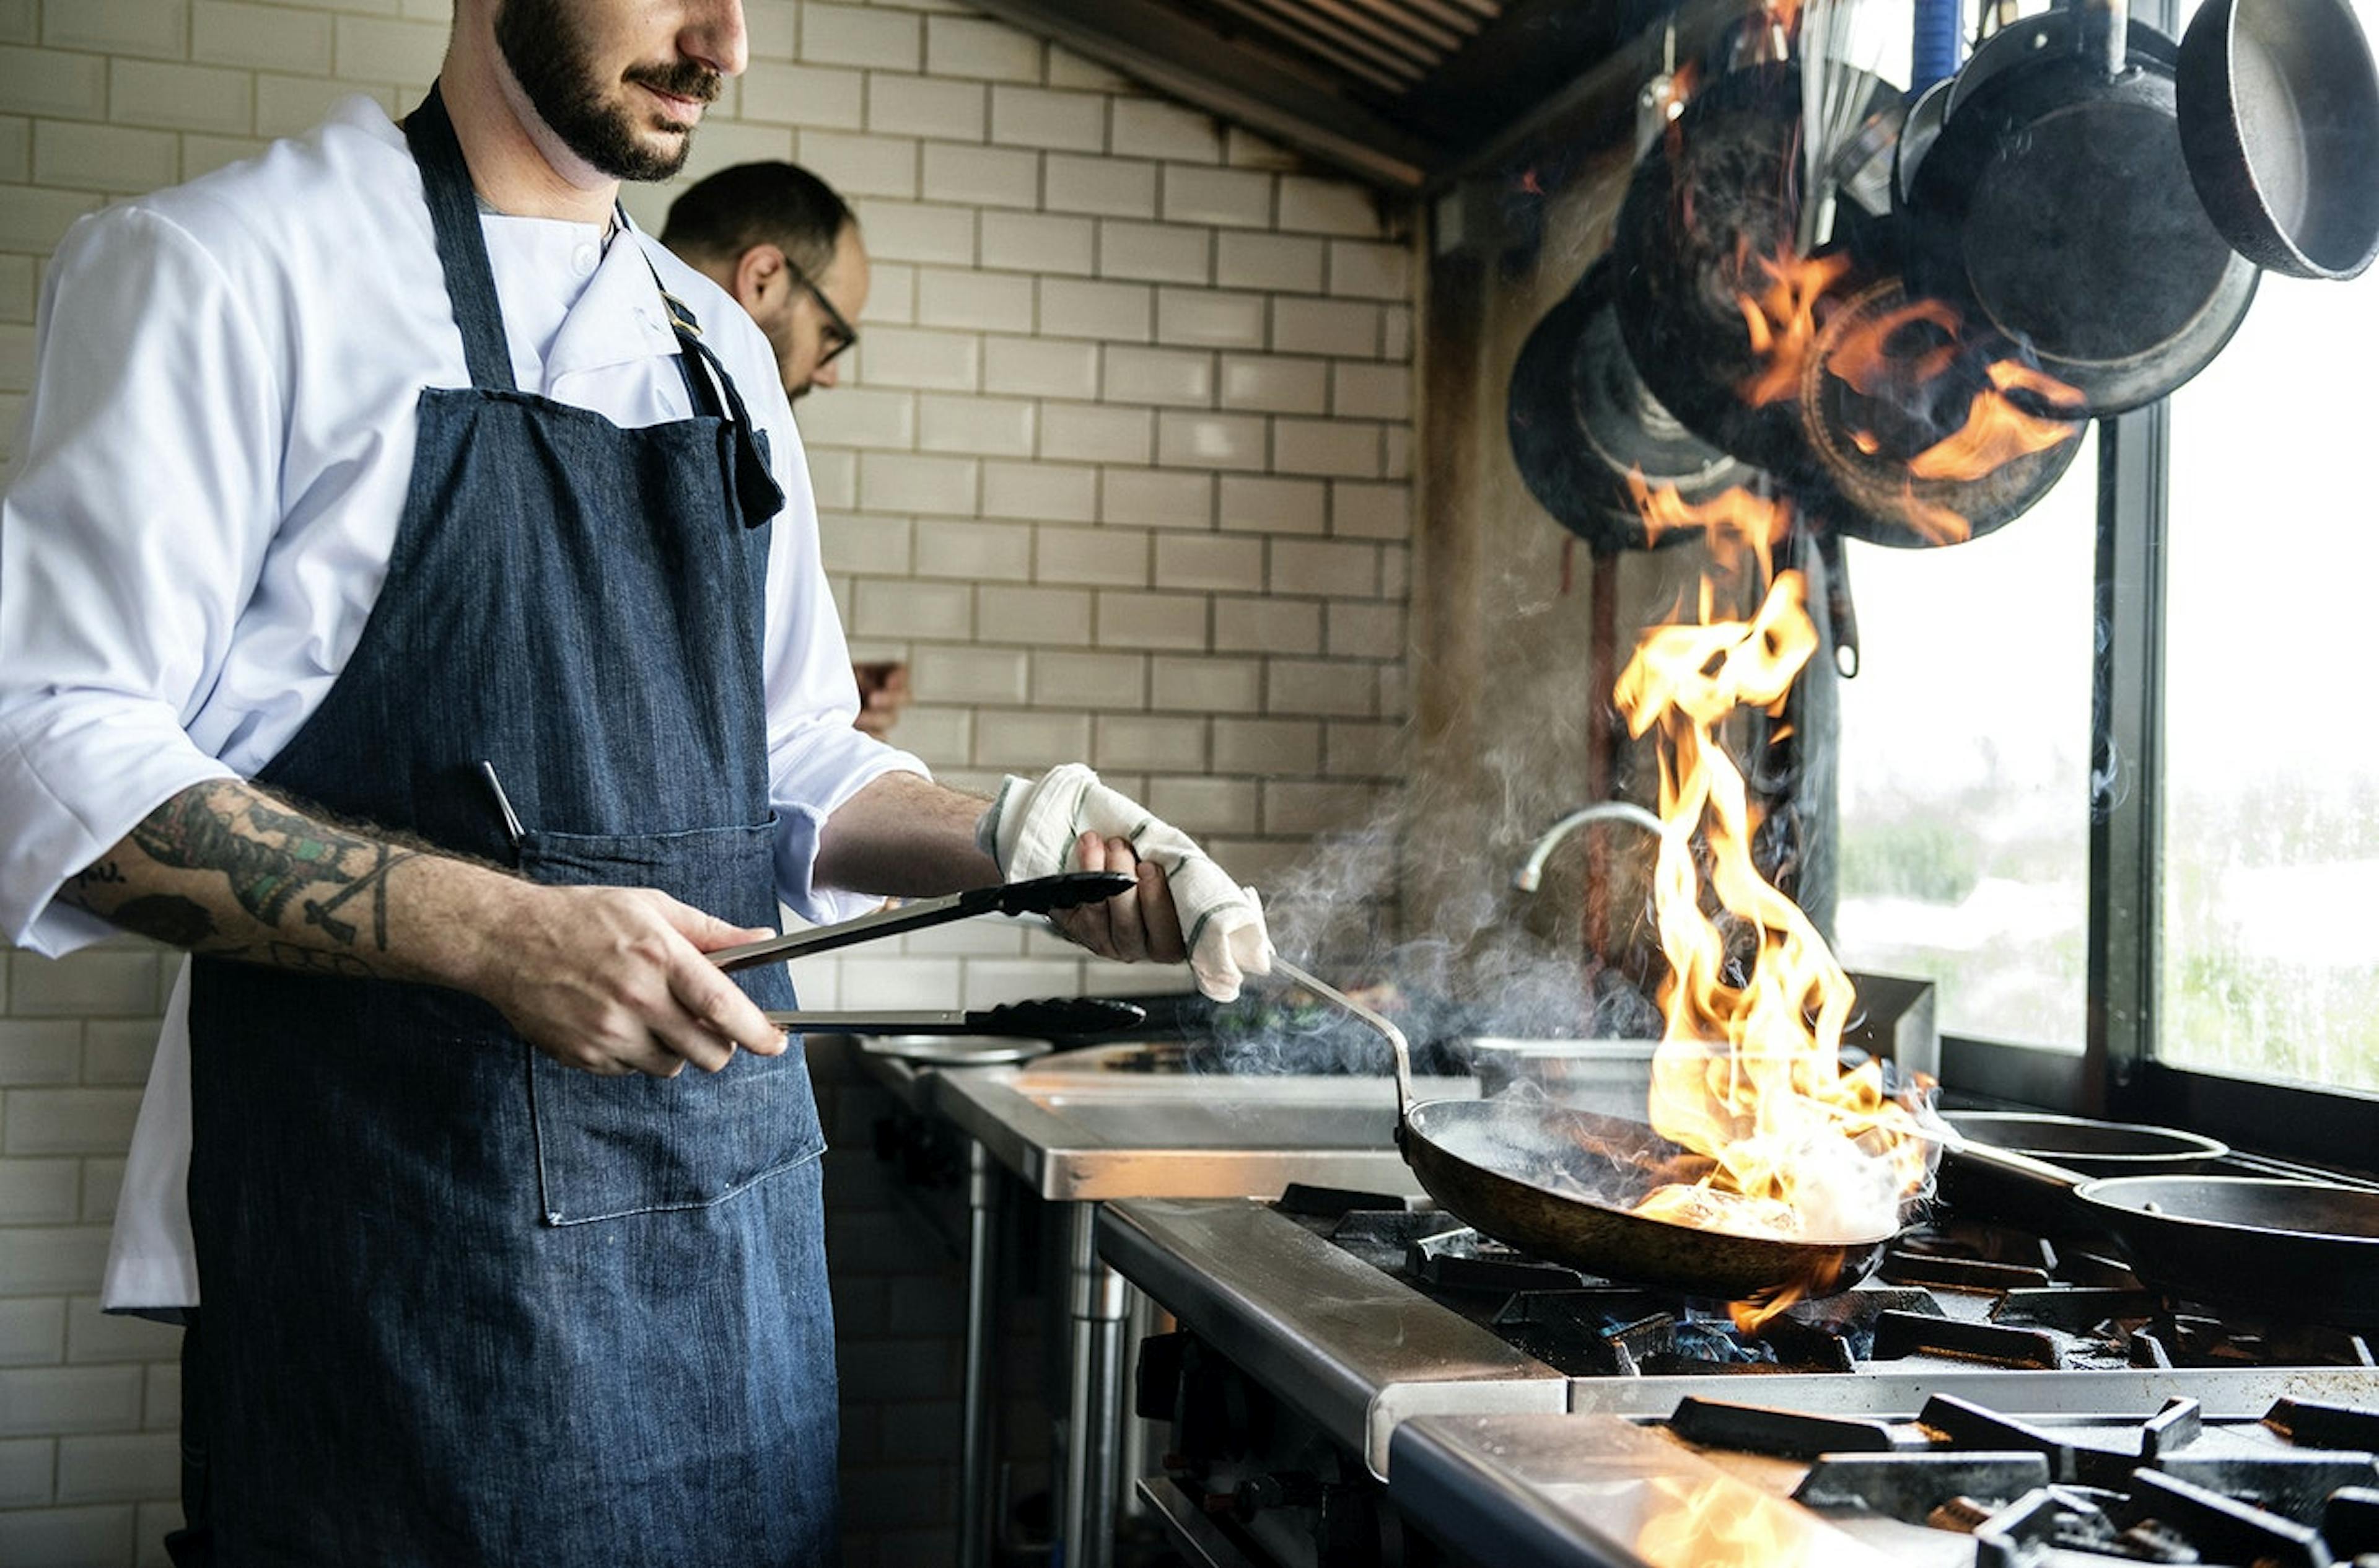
[730,244,780,313]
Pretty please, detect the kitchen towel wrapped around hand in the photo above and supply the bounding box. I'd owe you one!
[981,764,1274,1001]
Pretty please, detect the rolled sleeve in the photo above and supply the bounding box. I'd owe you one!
[0,208,278,953]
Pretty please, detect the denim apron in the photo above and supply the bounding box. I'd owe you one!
[183,85,838,1566]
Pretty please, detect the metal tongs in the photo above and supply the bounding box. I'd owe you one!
[708,870,1134,973]
[761,997,1148,1037]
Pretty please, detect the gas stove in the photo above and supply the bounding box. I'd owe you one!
[1102,1186,2379,1567]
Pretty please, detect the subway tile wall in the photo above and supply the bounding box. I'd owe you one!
[0,2,1417,1562]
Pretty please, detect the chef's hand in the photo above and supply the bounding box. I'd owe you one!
[478,884,788,1077]
[1051,832,1188,965]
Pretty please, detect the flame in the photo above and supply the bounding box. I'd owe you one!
[1737,250,1854,407]
[1908,362,2089,482]
[1612,485,1940,1328]
[1636,1474,1815,1568]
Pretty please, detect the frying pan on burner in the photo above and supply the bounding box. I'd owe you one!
[1945,1141,2379,1328]
[1277,961,1896,1307]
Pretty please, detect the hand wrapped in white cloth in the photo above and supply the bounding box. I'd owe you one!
[980,764,1274,1002]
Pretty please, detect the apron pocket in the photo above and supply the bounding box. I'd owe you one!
[517,818,825,1225]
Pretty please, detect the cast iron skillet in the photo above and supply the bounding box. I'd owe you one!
[1507,255,1755,554]
[2176,0,2379,280]
[1904,0,2259,416]
[1942,1110,2228,1177]
[1280,961,1895,1307]
[1944,1139,2379,1328]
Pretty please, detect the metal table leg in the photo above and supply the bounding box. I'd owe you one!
[1061,1201,1126,1568]
[958,1141,1000,1568]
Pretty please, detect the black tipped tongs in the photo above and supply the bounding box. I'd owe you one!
[763,997,1148,1038]
[709,870,1135,972]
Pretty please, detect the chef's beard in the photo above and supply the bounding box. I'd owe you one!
[494,0,721,182]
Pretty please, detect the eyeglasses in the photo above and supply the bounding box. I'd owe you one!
[780,251,857,367]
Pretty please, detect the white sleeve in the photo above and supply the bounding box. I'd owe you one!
[0,208,271,955]
[753,392,930,924]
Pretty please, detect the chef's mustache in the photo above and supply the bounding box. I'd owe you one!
[624,61,723,104]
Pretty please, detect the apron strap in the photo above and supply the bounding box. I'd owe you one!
[633,238,788,530]
[401,84,519,394]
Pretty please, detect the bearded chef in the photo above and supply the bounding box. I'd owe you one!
[0,1,1270,1563]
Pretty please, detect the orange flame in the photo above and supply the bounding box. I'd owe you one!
[1737,250,1854,407]
[1908,362,2090,482]
[1613,486,1940,1327]
[1636,1474,1817,1568]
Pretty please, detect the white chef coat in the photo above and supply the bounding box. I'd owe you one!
[0,97,925,1313]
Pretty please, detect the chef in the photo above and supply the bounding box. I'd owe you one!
[0,0,1268,1564]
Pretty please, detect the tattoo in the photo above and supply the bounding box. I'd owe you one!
[126,783,418,952]
[72,861,127,887]
[109,895,219,948]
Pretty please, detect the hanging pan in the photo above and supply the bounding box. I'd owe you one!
[1507,255,1757,554]
[2176,0,2379,280]
[1903,0,2259,416]
[1279,960,1895,1307]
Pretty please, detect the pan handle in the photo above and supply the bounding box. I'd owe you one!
[2080,0,2129,79]
[1270,958,1416,1125]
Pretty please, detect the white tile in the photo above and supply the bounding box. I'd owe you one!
[1102,346,1212,408]
[1,1090,141,1156]
[744,0,798,61]
[836,957,962,1011]
[0,1159,80,1225]
[1041,403,1150,463]
[983,336,1097,400]
[1150,655,1263,712]
[981,460,1096,522]
[1157,410,1264,471]
[1146,776,1256,833]
[1100,468,1210,528]
[850,199,974,265]
[915,268,1033,332]
[794,387,916,449]
[0,1435,51,1507]
[1326,601,1404,659]
[332,14,445,82]
[852,577,971,639]
[107,59,250,136]
[63,1303,178,1365]
[193,2,330,74]
[1328,238,1411,301]
[1095,592,1206,650]
[0,1365,142,1437]
[879,706,970,768]
[1271,417,1379,478]
[909,646,1028,705]
[914,516,1033,579]
[857,450,977,514]
[0,1298,64,1367]
[981,211,1093,274]
[921,141,1035,208]
[976,586,1092,647]
[1267,659,1376,717]
[795,129,918,198]
[0,47,106,121]
[1271,297,1376,358]
[807,448,857,508]
[1330,480,1410,540]
[988,84,1102,151]
[1214,597,1321,654]
[868,74,984,141]
[1098,220,1208,285]
[1218,354,1326,415]
[43,0,185,59]
[0,1225,110,1294]
[1033,650,1145,707]
[1155,289,1264,350]
[1331,362,1409,421]
[1264,780,1383,835]
[1214,717,1320,774]
[1383,425,1410,481]
[1382,304,1413,362]
[73,1168,117,1224]
[1110,97,1220,163]
[801,3,920,71]
[850,326,980,392]
[894,919,1023,958]
[1225,126,1297,170]
[1043,153,1153,217]
[960,958,1089,1009]
[1218,475,1326,535]
[0,1020,78,1085]
[857,261,916,326]
[1034,525,1148,586]
[1214,231,1323,294]
[926,15,1043,82]
[1036,278,1149,342]
[1325,720,1404,779]
[0,123,25,186]
[1271,538,1377,597]
[0,1504,134,1566]
[0,185,103,253]
[1153,536,1261,593]
[1045,45,1128,92]
[665,121,795,192]
[1162,166,1269,228]
[738,63,864,129]
[1093,714,1206,771]
[1279,175,1385,236]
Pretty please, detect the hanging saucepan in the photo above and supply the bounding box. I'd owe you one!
[1507,256,1758,554]
[1943,1139,2379,1328]
[1278,961,1896,1306]
[1615,62,1883,478]
[1797,277,2088,548]
[2176,0,2379,281]
[1903,0,2259,416]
